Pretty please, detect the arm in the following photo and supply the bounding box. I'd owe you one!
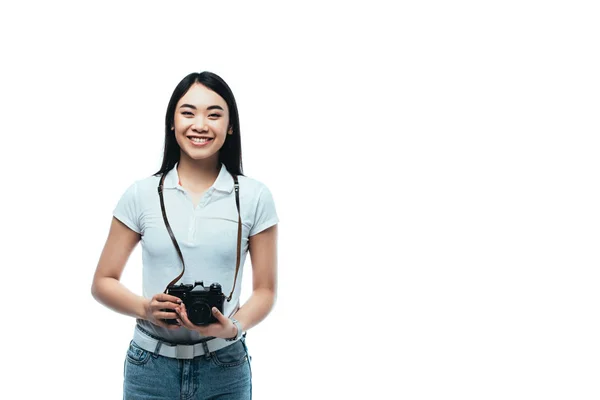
[233,223,278,332]
[92,217,193,330]
[91,217,148,319]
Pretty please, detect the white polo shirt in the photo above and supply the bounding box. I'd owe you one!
[113,162,279,344]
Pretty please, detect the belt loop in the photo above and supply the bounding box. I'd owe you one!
[152,340,163,359]
[202,341,211,359]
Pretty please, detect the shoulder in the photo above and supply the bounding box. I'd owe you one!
[237,174,279,235]
[131,173,162,195]
[113,174,161,206]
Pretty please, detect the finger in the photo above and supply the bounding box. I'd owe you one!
[211,307,228,324]
[154,311,179,320]
[175,318,193,330]
[156,293,183,304]
[177,308,196,329]
[153,301,181,311]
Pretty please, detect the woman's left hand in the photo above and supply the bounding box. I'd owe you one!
[176,304,238,339]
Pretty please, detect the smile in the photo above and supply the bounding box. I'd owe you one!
[188,137,213,147]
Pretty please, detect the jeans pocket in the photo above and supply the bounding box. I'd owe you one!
[211,340,248,368]
[125,340,151,366]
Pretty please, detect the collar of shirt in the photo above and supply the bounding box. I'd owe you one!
[162,162,234,194]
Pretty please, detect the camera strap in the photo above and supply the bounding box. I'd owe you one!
[157,170,242,302]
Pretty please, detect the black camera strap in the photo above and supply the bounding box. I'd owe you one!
[157,170,242,302]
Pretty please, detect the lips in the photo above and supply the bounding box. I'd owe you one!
[188,137,213,147]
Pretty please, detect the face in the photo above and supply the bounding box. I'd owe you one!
[172,83,231,163]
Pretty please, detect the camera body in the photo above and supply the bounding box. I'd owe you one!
[163,281,225,326]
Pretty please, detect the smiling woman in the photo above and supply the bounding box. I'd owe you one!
[91,71,279,400]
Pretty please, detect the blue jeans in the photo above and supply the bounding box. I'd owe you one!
[123,337,252,399]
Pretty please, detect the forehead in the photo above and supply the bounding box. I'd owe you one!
[177,83,228,110]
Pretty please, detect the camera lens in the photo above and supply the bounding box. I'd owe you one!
[188,301,211,324]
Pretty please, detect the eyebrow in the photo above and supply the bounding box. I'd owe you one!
[179,104,224,111]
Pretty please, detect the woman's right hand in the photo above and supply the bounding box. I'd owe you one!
[143,293,183,330]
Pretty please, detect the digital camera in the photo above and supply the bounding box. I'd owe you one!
[163,281,225,326]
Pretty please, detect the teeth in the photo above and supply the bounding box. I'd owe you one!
[190,137,210,143]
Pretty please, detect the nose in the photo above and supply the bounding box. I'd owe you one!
[192,116,208,132]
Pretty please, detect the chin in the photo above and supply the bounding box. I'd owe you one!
[186,152,216,160]
[183,147,221,160]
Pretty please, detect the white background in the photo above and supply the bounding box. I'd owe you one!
[1,1,599,399]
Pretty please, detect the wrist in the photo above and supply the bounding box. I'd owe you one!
[229,324,238,339]
[138,297,150,320]
[226,318,243,341]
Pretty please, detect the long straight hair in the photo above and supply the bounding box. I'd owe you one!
[153,71,244,178]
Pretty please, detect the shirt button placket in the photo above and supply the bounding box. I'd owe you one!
[188,213,196,242]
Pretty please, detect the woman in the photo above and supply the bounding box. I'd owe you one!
[91,71,279,399]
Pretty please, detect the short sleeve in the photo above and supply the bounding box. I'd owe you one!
[112,181,142,234]
[249,185,279,236]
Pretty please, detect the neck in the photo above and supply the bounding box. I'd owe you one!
[176,153,221,192]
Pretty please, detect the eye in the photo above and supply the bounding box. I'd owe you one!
[209,113,221,118]
[182,111,193,116]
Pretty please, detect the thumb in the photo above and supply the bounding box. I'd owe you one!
[212,307,228,324]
